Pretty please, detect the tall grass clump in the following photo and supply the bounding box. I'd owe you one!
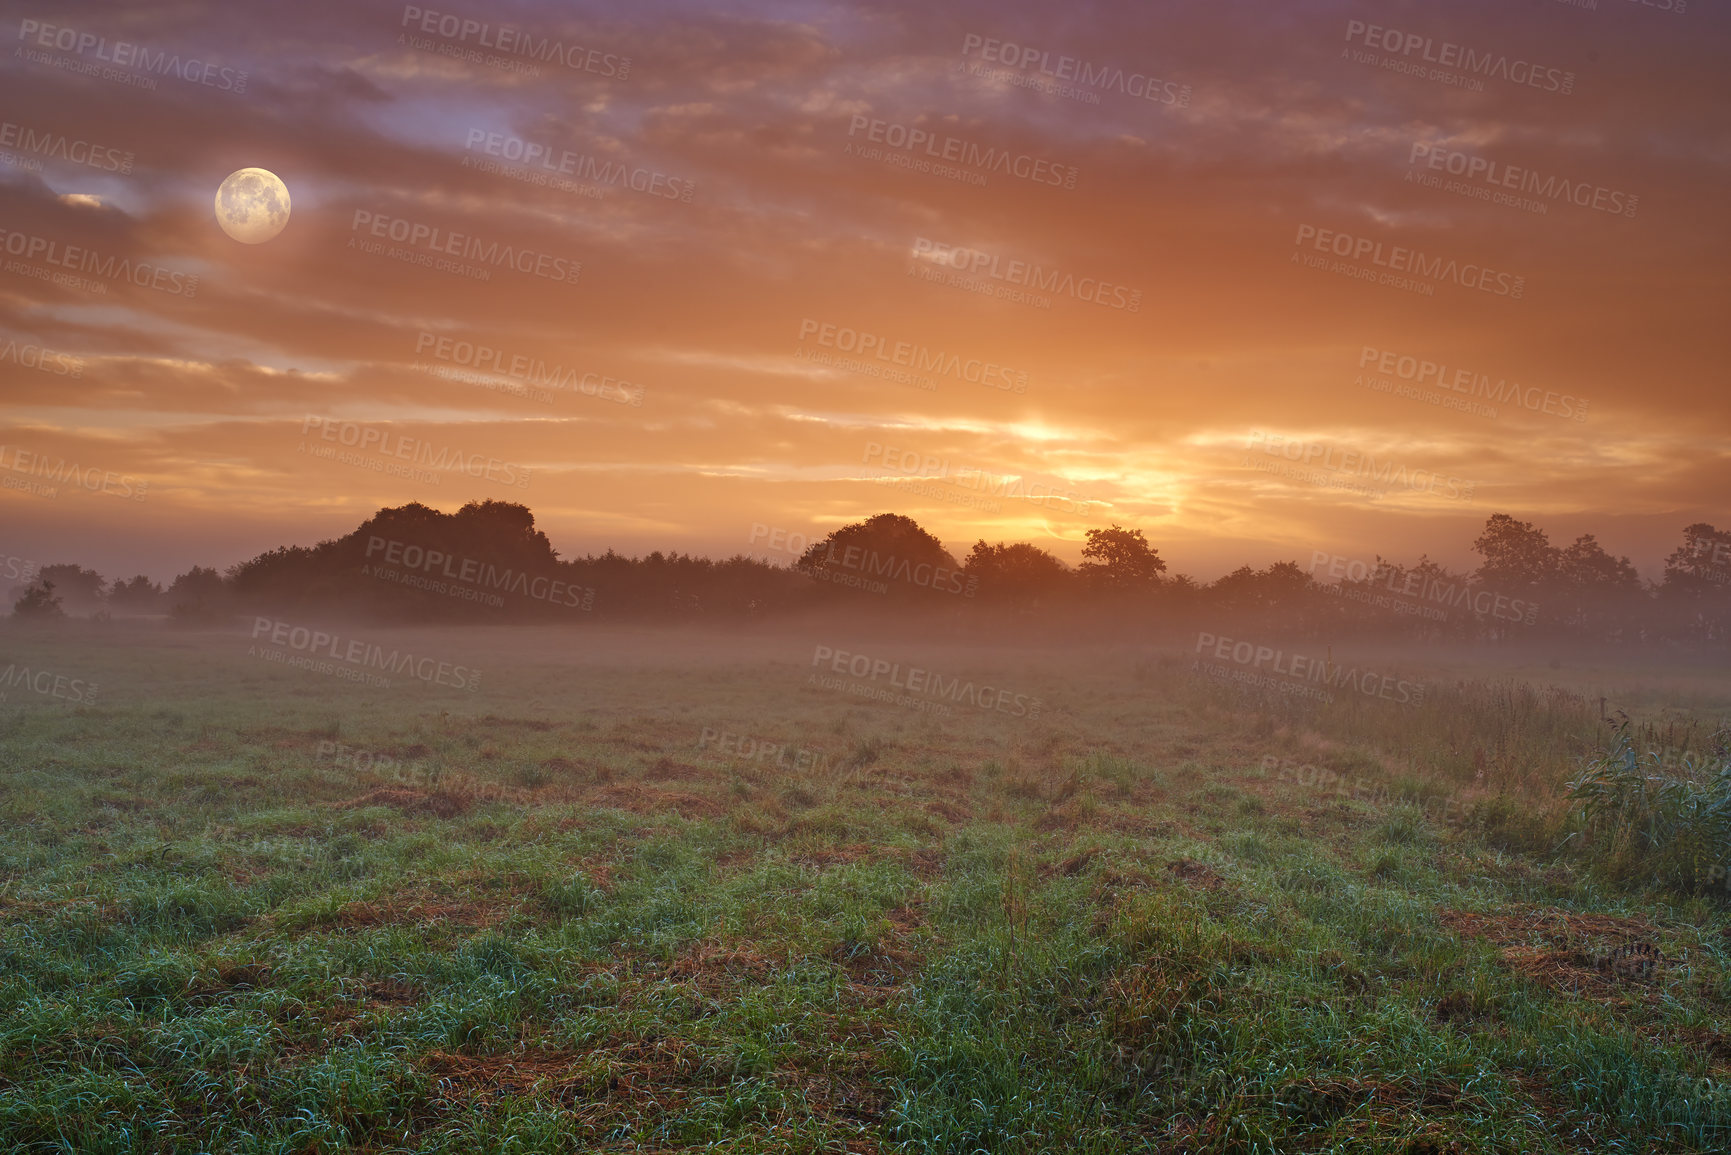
[1564,724,1731,892]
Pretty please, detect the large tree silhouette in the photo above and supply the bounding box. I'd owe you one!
[1078,525,1166,592]
[963,541,1070,609]
[795,513,971,600]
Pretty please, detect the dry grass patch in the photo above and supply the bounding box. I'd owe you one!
[664,941,785,993]
[923,799,971,824]
[586,782,723,819]
[476,716,558,731]
[1167,858,1225,891]
[644,756,710,782]
[280,884,523,933]
[333,787,470,819]
[0,895,122,922]
[1267,1074,1473,1151]
[419,1039,889,1149]
[1438,906,1671,997]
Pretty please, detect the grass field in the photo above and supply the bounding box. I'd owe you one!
[2,622,1729,1153]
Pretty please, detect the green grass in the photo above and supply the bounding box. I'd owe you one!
[0,623,1728,1152]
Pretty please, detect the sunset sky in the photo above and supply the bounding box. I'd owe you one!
[2,0,1727,584]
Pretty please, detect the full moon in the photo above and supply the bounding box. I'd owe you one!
[214,168,290,244]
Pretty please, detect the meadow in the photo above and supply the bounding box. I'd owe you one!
[1,621,1728,1153]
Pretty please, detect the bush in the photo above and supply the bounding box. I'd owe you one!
[11,579,64,620]
[1564,724,1731,892]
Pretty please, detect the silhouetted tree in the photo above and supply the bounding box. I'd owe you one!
[795,513,972,600]
[1472,514,1558,591]
[1208,561,1313,610]
[1557,535,1640,592]
[167,566,232,623]
[1552,534,1643,634]
[36,564,105,611]
[1659,523,1731,642]
[11,579,64,620]
[1078,525,1166,592]
[109,575,163,612]
[1662,524,1731,595]
[963,541,1070,609]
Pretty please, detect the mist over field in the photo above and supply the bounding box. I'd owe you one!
[3,0,1730,1150]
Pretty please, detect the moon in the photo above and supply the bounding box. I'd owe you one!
[214,168,290,244]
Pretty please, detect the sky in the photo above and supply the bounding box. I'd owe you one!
[1,0,1727,584]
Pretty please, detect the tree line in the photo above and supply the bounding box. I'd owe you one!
[8,501,1730,644]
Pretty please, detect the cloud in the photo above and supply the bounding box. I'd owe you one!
[0,0,1725,580]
